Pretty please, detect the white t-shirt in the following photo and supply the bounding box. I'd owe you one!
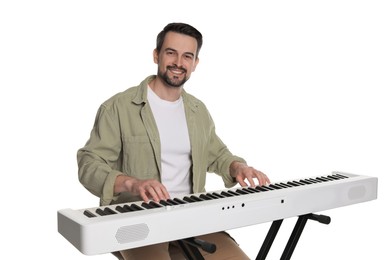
[147,86,192,198]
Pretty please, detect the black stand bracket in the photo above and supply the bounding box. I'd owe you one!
[256,213,331,260]
[177,213,330,260]
[177,237,216,260]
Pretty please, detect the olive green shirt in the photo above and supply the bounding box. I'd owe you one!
[77,75,245,206]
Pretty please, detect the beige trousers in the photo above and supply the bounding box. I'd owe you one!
[119,232,250,260]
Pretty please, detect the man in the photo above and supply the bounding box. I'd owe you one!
[77,22,269,259]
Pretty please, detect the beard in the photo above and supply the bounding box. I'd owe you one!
[158,65,189,88]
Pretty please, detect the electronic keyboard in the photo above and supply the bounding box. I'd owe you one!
[57,171,377,255]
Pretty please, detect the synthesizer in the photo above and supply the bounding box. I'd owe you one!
[57,171,377,255]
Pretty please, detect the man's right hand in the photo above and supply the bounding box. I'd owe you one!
[115,175,170,202]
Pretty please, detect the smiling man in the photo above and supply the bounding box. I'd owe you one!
[77,22,269,259]
[154,32,198,88]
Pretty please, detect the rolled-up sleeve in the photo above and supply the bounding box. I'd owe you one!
[77,104,122,205]
[206,122,246,188]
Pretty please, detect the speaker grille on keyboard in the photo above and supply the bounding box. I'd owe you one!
[115,223,149,244]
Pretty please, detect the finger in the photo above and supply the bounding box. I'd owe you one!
[236,175,248,187]
[261,171,270,184]
[256,171,269,186]
[145,186,161,202]
[154,185,170,201]
[262,175,270,185]
[140,180,168,202]
[246,175,256,187]
[161,185,171,200]
[139,188,151,202]
[264,174,270,184]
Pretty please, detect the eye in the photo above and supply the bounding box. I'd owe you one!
[184,54,194,60]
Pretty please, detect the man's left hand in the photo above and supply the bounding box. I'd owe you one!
[230,161,270,187]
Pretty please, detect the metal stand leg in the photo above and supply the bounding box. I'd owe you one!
[281,213,331,260]
[280,215,309,260]
[256,219,283,260]
[256,213,331,260]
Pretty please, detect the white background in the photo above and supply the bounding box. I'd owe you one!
[1,1,389,259]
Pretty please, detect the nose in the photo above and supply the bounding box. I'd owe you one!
[173,55,183,67]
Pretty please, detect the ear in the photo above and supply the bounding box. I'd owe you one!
[153,49,159,64]
[192,57,200,72]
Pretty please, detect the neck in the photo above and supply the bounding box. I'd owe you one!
[149,77,182,102]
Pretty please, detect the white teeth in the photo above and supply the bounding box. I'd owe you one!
[170,69,183,75]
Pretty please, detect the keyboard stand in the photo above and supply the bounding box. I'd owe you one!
[177,237,216,260]
[256,213,331,260]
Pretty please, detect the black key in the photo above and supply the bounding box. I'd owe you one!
[95,207,116,216]
[287,181,300,187]
[236,189,250,195]
[255,186,267,191]
[84,210,96,218]
[103,207,117,215]
[167,199,180,205]
[141,202,153,209]
[95,208,105,216]
[141,201,162,209]
[246,187,261,193]
[308,178,321,183]
[269,184,282,190]
[206,193,220,199]
[242,187,257,193]
[200,194,213,200]
[116,204,140,212]
[300,179,313,185]
[159,200,171,206]
[160,199,184,206]
[327,175,340,180]
[320,176,334,181]
[190,195,204,202]
[129,204,144,211]
[150,201,163,208]
[227,190,241,196]
[212,192,226,198]
[292,180,305,186]
[183,196,196,203]
[221,191,233,197]
[334,173,348,179]
[115,205,128,213]
[173,198,187,204]
[279,182,293,188]
[316,177,329,182]
[256,185,272,191]
[273,183,286,189]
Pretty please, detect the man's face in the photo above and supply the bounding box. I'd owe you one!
[154,32,199,88]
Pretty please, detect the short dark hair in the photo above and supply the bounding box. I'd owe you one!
[156,23,203,58]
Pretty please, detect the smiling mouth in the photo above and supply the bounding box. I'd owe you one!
[168,66,186,75]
